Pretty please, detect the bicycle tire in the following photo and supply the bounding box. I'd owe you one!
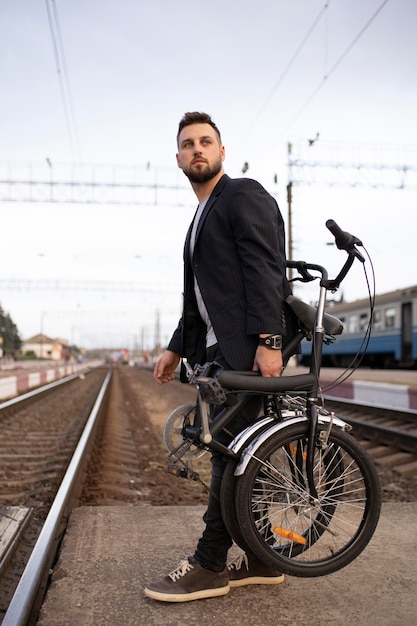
[234,422,381,577]
[220,459,252,553]
[220,414,283,554]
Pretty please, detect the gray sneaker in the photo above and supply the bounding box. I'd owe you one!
[144,558,230,602]
[228,553,285,587]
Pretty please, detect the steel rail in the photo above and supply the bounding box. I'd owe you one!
[322,397,417,453]
[2,368,112,626]
[338,414,417,453]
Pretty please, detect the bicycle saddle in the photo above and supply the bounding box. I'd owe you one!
[286,295,343,336]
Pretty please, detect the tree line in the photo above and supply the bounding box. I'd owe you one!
[0,304,22,357]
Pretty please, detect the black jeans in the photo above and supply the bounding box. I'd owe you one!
[193,344,262,572]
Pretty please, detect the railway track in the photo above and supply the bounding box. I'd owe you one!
[0,366,203,626]
[0,367,111,626]
[1,366,416,624]
[323,399,417,477]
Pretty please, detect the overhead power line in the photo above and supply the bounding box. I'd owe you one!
[240,0,333,145]
[277,0,391,142]
[45,0,81,160]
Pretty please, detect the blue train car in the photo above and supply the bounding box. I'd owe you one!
[299,285,417,368]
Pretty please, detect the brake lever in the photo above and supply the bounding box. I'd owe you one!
[352,247,365,263]
[288,262,318,283]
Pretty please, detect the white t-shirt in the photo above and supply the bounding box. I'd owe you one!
[189,197,218,348]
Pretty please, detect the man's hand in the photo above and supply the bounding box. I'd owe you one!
[252,345,283,377]
[153,350,181,384]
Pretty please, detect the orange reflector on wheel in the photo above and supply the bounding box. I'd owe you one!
[273,526,307,545]
[289,444,307,460]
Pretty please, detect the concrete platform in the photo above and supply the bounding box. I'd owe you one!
[37,502,417,626]
[0,361,103,401]
[288,365,417,412]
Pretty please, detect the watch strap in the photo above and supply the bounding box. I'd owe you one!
[258,334,282,350]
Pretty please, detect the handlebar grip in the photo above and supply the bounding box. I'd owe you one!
[326,219,362,251]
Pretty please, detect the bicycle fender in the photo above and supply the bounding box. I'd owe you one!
[227,409,303,457]
[227,416,275,456]
[234,413,350,476]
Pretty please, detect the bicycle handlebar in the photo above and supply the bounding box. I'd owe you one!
[288,220,365,291]
[326,219,365,263]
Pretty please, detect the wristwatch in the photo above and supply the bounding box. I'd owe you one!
[258,334,283,350]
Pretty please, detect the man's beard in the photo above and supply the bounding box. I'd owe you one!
[184,158,222,184]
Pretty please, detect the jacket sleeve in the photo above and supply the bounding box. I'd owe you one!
[167,319,182,354]
[228,179,287,335]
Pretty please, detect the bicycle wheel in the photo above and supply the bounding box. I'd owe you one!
[234,421,381,577]
[222,425,344,558]
[163,404,206,461]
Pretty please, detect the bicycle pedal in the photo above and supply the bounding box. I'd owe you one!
[167,464,199,481]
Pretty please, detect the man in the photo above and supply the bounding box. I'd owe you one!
[145,112,294,603]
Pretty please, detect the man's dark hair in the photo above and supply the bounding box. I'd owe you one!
[177,112,222,145]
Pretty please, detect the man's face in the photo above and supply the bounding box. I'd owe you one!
[176,123,225,184]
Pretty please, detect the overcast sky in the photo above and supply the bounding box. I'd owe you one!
[1,0,416,350]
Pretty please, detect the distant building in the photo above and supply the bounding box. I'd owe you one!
[21,334,70,360]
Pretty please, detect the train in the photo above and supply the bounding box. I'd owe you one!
[298,284,417,369]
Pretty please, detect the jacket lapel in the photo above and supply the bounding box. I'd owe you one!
[183,174,230,260]
[194,174,229,245]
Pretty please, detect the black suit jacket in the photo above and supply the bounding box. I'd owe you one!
[167,174,295,371]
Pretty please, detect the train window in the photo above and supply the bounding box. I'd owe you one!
[359,313,369,331]
[384,307,396,328]
[348,315,359,332]
[372,310,383,330]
